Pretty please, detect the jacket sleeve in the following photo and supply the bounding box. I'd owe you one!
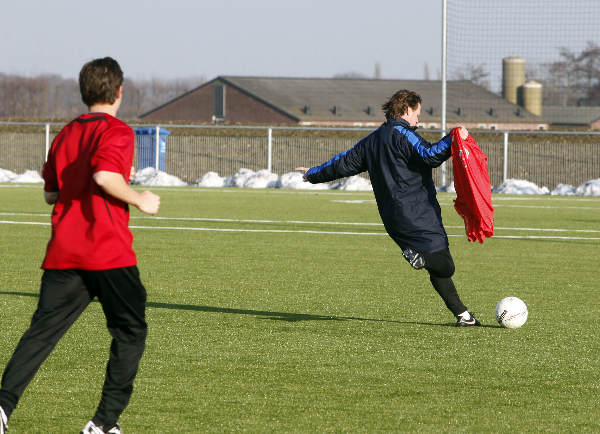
[305,138,367,184]
[394,126,451,168]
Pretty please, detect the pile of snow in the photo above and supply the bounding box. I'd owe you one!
[493,179,550,195]
[195,168,365,191]
[551,179,600,196]
[225,168,279,189]
[222,167,254,188]
[0,169,19,182]
[131,167,187,186]
[0,169,43,183]
[492,178,600,196]
[3,167,600,197]
[334,175,373,191]
[552,183,577,196]
[275,172,328,190]
[196,171,225,187]
[574,179,600,196]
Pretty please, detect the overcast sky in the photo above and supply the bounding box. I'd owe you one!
[1,0,443,81]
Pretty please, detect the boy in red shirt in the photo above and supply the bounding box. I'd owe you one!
[0,57,160,434]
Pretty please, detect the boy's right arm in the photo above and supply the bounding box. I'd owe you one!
[93,170,160,215]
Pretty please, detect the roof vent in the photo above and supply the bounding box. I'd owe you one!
[331,105,339,115]
[515,107,521,116]
[456,107,463,116]
[427,107,434,115]
[488,108,496,116]
[302,105,310,114]
[365,106,372,115]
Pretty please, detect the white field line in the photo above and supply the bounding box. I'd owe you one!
[141,187,374,196]
[0,220,49,226]
[486,235,600,240]
[4,183,600,201]
[343,200,600,211]
[130,225,387,236]
[339,199,600,210]
[493,204,600,210]
[1,218,600,240]
[2,212,600,233]
[488,196,600,202]
[436,201,600,210]
[0,220,385,236]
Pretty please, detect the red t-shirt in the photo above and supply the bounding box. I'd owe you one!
[41,113,137,270]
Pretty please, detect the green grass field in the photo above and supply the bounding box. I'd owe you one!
[1,185,599,433]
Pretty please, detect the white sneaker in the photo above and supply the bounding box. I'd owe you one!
[0,406,7,434]
[106,424,122,434]
[80,420,122,434]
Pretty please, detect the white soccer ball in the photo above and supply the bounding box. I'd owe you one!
[495,297,528,329]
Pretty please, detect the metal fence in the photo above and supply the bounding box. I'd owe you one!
[1,122,599,188]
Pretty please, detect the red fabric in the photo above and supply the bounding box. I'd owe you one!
[41,113,137,269]
[450,128,494,243]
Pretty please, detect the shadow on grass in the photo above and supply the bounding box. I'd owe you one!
[0,290,499,328]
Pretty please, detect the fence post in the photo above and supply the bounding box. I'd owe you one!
[155,125,160,170]
[440,162,447,187]
[267,127,273,172]
[503,131,509,182]
[440,0,447,187]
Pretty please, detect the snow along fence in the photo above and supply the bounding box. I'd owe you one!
[1,122,599,190]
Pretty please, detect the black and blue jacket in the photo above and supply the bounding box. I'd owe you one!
[306,117,452,253]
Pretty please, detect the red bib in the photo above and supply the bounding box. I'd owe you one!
[451,128,495,243]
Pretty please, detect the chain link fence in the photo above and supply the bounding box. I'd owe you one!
[1,123,599,188]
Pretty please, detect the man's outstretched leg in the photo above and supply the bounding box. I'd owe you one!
[421,248,481,327]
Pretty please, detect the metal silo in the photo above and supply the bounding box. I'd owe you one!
[521,80,543,116]
[502,56,526,105]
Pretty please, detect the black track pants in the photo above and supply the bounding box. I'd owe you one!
[421,248,468,316]
[0,267,147,427]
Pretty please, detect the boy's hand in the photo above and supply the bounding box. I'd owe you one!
[136,191,160,215]
[44,191,59,204]
[94,170,160,215]
[294,167,310,182]
[458,126,469,140]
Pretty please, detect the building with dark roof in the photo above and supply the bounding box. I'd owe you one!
[542,106,600,130]
[139,76,548,130]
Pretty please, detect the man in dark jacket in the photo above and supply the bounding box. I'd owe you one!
[296,89,480,326]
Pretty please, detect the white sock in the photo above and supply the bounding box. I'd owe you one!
[458,311,471,320]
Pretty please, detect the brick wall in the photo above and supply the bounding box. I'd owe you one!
[141,83,297,124]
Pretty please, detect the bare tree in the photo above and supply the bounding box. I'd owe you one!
[575,41,600,105]
[451,63,490,90]
[0,73,205,120]
[333,71,368,79]
[543,41,600,106]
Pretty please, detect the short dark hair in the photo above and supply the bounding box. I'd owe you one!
[79,57,123,107]
[382,89,422,119]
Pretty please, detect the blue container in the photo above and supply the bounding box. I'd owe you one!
[134,127,170,171]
